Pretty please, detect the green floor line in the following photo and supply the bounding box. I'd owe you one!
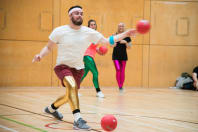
[0,115,47,132]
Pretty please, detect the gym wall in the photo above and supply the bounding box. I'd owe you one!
[0,0,197,88]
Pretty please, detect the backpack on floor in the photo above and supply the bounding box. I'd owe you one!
[175,72,193,88]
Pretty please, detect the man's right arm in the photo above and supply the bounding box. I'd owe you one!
[32,40,56,63]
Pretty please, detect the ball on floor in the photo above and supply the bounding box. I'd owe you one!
[101,115,117,131]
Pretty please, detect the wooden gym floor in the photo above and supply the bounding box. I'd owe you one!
[0,87,197,132]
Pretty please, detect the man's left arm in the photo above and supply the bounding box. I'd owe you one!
[98,29,136,45]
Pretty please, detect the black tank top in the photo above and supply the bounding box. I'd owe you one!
[112,37,131,60]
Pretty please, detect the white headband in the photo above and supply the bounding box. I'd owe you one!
[68,8,82,15]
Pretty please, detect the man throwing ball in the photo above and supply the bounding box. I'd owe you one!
[32,5,136,130]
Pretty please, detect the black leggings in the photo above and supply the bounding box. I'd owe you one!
[182,82,197,91]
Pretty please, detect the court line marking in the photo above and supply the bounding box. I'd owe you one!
[0,104,102,132]
[5,93,198,131]
[115,113,198,124]
[80,102,198,131]
[0,124,18,132]
[80,93,198,123]
[80,103,173,132]
[6,93,198,123]
[45,122,72,130]
[4,92,198,131]
[116,114,198,130]
[0,115,47,132]
[7,92,197,122]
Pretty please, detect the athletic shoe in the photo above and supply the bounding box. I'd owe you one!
[78,92,82,97]
[119,88,124,93]
[44,107,63,120]
[96,91,104,98]
[73,118,91,130]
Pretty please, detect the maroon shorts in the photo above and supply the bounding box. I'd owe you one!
[54,64,84,89]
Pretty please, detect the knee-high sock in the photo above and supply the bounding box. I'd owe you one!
[81,56,100,91]
[53,76,79,111]
[113,60,126,88]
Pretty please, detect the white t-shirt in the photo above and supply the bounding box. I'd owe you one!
[49,25,103,69]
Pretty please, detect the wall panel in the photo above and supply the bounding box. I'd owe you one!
[0,0,197,88]
[149,45,198,88]
[0,40,52,86]
[150,1,198,45]
[0,0,53,41]
[149,0,198,88]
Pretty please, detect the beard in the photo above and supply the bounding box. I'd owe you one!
[71,17,83,26]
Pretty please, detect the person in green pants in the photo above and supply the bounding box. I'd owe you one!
[80,19,105,98]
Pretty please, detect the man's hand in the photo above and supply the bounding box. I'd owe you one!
[32,54,41,63]
[32,40,56,63]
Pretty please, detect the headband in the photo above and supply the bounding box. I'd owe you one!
[68,8,82,15]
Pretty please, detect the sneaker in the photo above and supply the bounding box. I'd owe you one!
[78,92,82,97]
[119,88,124,93]
[44,107,63,120]
[73,118,91,130]
[96,91,104,98]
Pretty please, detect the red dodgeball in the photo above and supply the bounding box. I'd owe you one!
[136,20,151,34]
[99,46,108,55]
[101,115,117,131]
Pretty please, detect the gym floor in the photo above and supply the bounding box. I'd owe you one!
[0,87,198,132]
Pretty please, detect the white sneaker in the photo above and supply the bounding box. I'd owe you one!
[96,91,104,98]
[119,88,124,93]
[78,92,82,97]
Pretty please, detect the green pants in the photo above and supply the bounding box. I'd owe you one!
[81,56,99,89]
